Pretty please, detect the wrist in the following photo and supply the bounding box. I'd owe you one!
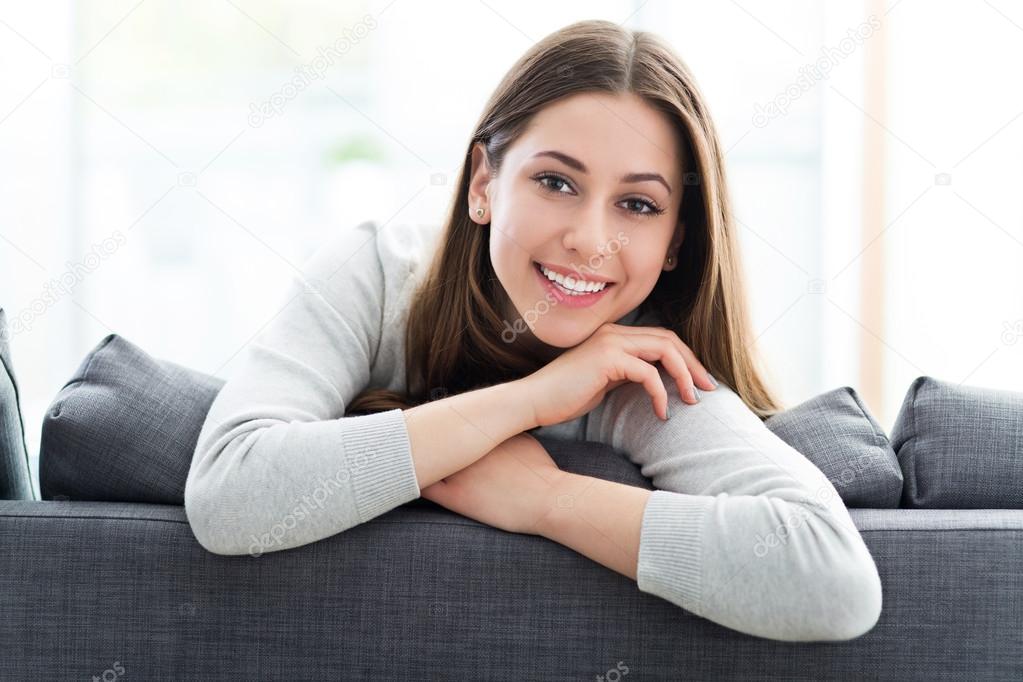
[532,472,652,581]
[532,471,589,539]
[510,376,541,432]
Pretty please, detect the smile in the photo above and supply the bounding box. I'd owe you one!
[532,261,615,308]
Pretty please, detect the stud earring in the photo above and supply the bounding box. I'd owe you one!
[665,255,675,266]
[476,207,485,219]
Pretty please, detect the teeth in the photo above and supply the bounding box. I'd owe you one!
[538,263,608,294]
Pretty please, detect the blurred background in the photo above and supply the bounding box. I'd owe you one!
[2,1,1021,499]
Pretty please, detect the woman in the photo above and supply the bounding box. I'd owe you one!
[185,19,882,642]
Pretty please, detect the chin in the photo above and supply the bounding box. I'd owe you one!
[530,320,599,349]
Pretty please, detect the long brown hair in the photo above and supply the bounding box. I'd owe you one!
[346,19,784,420]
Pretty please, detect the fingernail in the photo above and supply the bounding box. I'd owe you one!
[691,387,701,402]
[708,373,719,388]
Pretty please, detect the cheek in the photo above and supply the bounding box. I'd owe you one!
[488,230,533,296]
[492,195,557,257]
[616,247,665,288]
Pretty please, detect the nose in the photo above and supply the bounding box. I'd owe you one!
[560,198,616,265]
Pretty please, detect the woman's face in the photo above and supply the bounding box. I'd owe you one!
[468,91,687,359]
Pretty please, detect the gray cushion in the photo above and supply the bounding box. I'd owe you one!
[41,334,653,505]
[891,376,1023,509]
[40,334,225,504]
[0,309,35,500]
[41,333,906,510]
[765,386,903,508]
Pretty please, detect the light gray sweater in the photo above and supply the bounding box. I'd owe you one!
[184,219,883,642]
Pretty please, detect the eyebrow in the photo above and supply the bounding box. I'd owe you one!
[530,149,673,195]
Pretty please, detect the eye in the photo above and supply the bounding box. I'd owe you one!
[620,197,667,219]
[533,172,575,195]
[532,171,667,219]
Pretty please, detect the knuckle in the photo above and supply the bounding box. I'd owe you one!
[597,336,618,358]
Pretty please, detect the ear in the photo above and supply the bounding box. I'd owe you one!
[673,220,686,250]
[468,142,494,224]
[664,221,685,271]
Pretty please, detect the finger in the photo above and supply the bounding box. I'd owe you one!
[620,354,670,421]
[613,324,717,390]
[663,334,715,390]
[605,377,632,392]
[650,338,698,404]
[614,333,698,404]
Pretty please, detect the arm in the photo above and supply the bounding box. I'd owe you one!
[580,367,883,642]
[534,473,651,581]
[404,379,536,489]
[184,222,537,556]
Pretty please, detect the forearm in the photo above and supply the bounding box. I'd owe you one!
[534,471,652,581]
[403,379,538,489]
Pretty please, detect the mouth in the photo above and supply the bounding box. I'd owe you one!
[532,260,616,305]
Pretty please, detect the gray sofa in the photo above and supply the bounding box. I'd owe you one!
[1,313,1021,680]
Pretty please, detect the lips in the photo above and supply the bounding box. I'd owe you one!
[536,259,613,284]
[532,261,616,309]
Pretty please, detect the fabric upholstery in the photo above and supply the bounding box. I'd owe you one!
[39,334,224,504]
[41,333,912,508]
[41,334,655,504]
[41,335,912,507]
[765,386,903,508]
[0,309,35,500]
[0,497,1020,680]
[891,375,1023,509]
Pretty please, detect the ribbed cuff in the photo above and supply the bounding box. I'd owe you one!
[338,408,421,523]
[637,490,713,614]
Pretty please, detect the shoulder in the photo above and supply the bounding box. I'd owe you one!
[298,220,439,307]
[371,220,443,277]
[368,220,442,329]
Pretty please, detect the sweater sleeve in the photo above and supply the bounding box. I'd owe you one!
[184,222,421,556]
[585,368,883,642]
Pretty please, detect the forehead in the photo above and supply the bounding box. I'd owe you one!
[511,91,683,182]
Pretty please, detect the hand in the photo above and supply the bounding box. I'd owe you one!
[521,323,718,427]
[419,432,563,536]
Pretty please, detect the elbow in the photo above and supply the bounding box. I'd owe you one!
[184,424,282,556]
[823,551,883,641]
[185,489,263,557]
[769,503,884,642]
[183,451,260,557]
[184,474,244,556]
[803,533,883,642]
[183,429,368,557]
